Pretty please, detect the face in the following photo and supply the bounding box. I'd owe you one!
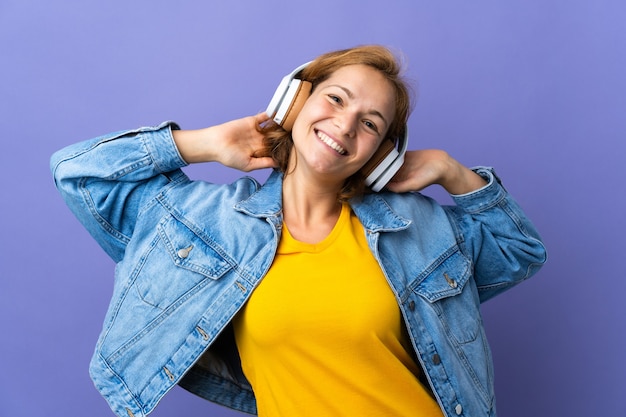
[289,64,396,186]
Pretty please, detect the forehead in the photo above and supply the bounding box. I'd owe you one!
[320,64,396,120]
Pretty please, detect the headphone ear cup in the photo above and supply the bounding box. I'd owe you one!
[361,140,395,180]
[280,80,312,132]
[362,127,409,192]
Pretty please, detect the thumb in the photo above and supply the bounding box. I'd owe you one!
[254,111,271,126]
[243,156,278,172]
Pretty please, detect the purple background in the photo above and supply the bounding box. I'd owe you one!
[1,1,625,416]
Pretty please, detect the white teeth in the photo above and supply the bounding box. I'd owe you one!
[316,131,347,155]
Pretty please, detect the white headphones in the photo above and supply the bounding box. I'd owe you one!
[266,62,408,192]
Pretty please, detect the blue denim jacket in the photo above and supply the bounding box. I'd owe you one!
[51,122,546,417]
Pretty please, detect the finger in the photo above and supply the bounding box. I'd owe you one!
[386,174,429,193]
[384,179,409,193]
[245,157,278,172]
[254,112,271,125]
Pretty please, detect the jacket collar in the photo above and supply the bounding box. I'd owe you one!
[235,170,410,232]
[234,170,283,219]
[349,194,411,233]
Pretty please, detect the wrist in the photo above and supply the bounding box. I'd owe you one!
[440,157,488,195]
[172,127,221,164]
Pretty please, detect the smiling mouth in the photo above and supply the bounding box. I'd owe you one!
[316,130,347,155]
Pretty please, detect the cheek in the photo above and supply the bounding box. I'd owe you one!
[290,115,306,143]
[290,100,313,134]
[290,98,327,138]
[363,139,385,159]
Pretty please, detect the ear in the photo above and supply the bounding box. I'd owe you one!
[281,80,312,132]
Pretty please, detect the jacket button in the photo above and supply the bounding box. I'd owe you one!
[177,245,193,259]
[444,273,458,289]
[432,354,441,365]
[455,404,463,415]
[408,300,415,311]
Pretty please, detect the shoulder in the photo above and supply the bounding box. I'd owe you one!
[364,190,445,218]
[162,175,262,211]
[350,191,450,234]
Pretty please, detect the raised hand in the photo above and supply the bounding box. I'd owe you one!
[384,149,487,195]
[172,112,277,172]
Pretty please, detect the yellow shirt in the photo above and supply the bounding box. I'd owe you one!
[234,204,442,417]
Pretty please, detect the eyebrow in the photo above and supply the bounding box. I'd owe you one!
[328,84,389,129]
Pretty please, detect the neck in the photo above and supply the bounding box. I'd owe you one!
[281,171,344,244]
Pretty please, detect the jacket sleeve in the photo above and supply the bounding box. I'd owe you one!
[50,122,186,263]
[445,167,547,302]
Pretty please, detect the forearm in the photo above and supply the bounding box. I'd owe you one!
[172,126,223,164]
[51,122,185,184]
[439,156,488,196]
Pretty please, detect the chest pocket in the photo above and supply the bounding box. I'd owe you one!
[134,215,232,310]
[413,250,481,344]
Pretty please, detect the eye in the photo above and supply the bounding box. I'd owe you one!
[363,120,379,133]
[328,94,342,105]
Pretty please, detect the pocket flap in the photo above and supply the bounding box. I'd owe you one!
[414,250,472,303]
[159,216,231,279]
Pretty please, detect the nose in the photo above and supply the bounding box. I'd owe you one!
[334,112,357,138]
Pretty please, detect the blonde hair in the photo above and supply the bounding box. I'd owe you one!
[259,45,413,200]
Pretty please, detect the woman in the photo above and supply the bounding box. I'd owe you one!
[51,45,546,417]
